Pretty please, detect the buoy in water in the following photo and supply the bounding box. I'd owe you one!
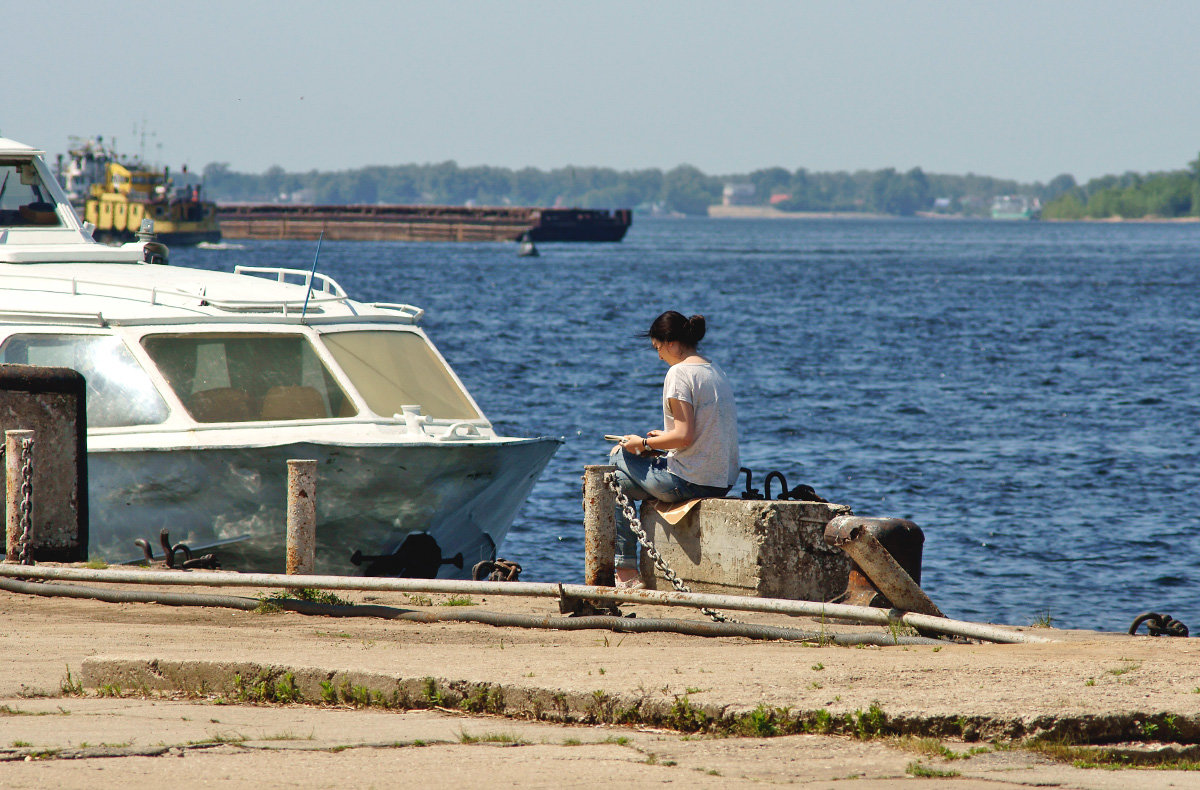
[517,233,539,257]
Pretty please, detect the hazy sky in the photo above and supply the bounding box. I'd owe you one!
[5,1,1199,184]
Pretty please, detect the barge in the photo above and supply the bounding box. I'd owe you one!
[217,204,632,243]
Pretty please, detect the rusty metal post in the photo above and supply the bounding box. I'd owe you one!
[825,515,943,617]
[582,464,617,587]
[5,430,34,563]
[286,459,317,576]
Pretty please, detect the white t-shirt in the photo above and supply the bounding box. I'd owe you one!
[661,360,740,488]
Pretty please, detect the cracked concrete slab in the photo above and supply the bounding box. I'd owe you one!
[2,583,1200,787]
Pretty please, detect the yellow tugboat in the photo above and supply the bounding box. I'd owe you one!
[57,137,221,245]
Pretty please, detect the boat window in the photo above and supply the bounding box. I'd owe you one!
[320,330,481,420]
[0,159,61,225]
[0,334,170,427]
[141,333,356,423]
[0,161,61,228]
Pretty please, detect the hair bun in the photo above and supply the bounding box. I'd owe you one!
[644,310,708,347]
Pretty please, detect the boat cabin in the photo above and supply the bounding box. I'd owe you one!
[0,323,484,432]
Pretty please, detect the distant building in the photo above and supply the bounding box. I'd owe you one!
[283,188,316,204]
[991,195,1041,220]
[723,183,756,206]
[769,193,791,205]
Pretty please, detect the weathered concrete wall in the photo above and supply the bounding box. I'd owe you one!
[0,365,88,562]
[639,499,853,601]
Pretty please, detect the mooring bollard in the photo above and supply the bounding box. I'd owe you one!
[4,430,34,564]
[582,464,617,587]
[286,459,317,575]
[825,515,943,617]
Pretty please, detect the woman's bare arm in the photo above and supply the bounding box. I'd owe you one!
[625,398,694,454]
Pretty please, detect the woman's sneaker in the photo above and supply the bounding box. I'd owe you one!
[615,567,643,590]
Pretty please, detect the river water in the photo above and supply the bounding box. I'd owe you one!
[174,217,1200,632]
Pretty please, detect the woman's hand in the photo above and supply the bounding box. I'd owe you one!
[637,401,694,453]
[620,434,651,455]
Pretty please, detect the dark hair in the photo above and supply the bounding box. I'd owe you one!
[643,311,706,347]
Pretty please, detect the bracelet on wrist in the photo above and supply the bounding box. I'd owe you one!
[644,437,652,450]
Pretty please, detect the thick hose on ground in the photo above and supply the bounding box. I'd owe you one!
[0,564,1046,644]
[0,577,939,647]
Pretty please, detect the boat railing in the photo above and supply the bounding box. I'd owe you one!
[0,270,350,316]
[0,308,106,327]
[233,266,348,298]
[369,302,424,323]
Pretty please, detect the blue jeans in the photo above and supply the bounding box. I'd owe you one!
[609,447,732,569]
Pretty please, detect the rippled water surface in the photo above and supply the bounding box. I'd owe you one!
[175,217,1200,631]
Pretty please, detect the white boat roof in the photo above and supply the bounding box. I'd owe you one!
[0,138,423,328]
[0,138,42,156]
[0,261,425,327]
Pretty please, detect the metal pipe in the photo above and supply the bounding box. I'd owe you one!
[582,464,617,587]
[5,430,33,563]
[0,564,1048,644]
[0,576,940,646]
[285,459,317,576]
[825,517,944,617]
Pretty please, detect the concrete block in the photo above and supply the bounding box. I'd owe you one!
[0,364,88,562]
[639,498,853,601]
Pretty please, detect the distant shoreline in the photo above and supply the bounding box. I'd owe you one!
[706,205,1200,223]
[1042,215,1200,223]
[707,205,889,220]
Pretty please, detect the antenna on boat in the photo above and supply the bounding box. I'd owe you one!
[300,231,324,323]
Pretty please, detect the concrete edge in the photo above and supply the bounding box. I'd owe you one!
[80,657,1200,746]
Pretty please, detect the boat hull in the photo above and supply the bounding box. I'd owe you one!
[88,437,560,577]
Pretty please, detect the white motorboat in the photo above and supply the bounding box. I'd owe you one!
[0,138,559,576]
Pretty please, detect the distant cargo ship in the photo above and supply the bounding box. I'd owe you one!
[216,204,632,243]
[991,195,1041,221]
[56,137,221,245]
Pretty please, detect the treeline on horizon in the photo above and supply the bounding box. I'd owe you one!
[1040,154,1200,219]
[200,153,1200,219]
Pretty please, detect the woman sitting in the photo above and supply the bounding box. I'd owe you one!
[610,311,740,589]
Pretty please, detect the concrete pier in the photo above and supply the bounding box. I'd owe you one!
[0,582,1198,788]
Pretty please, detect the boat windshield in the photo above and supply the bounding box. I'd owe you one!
[320,330,481,420]
[142,333,357,423]
[0,160,62,228]
[0,334,170,427]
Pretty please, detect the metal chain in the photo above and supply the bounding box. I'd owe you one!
[1129,611,1189,637]
[18,437,34,565]
[604,472,733,623]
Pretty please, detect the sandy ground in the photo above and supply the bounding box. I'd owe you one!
[2,582,1200,788]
